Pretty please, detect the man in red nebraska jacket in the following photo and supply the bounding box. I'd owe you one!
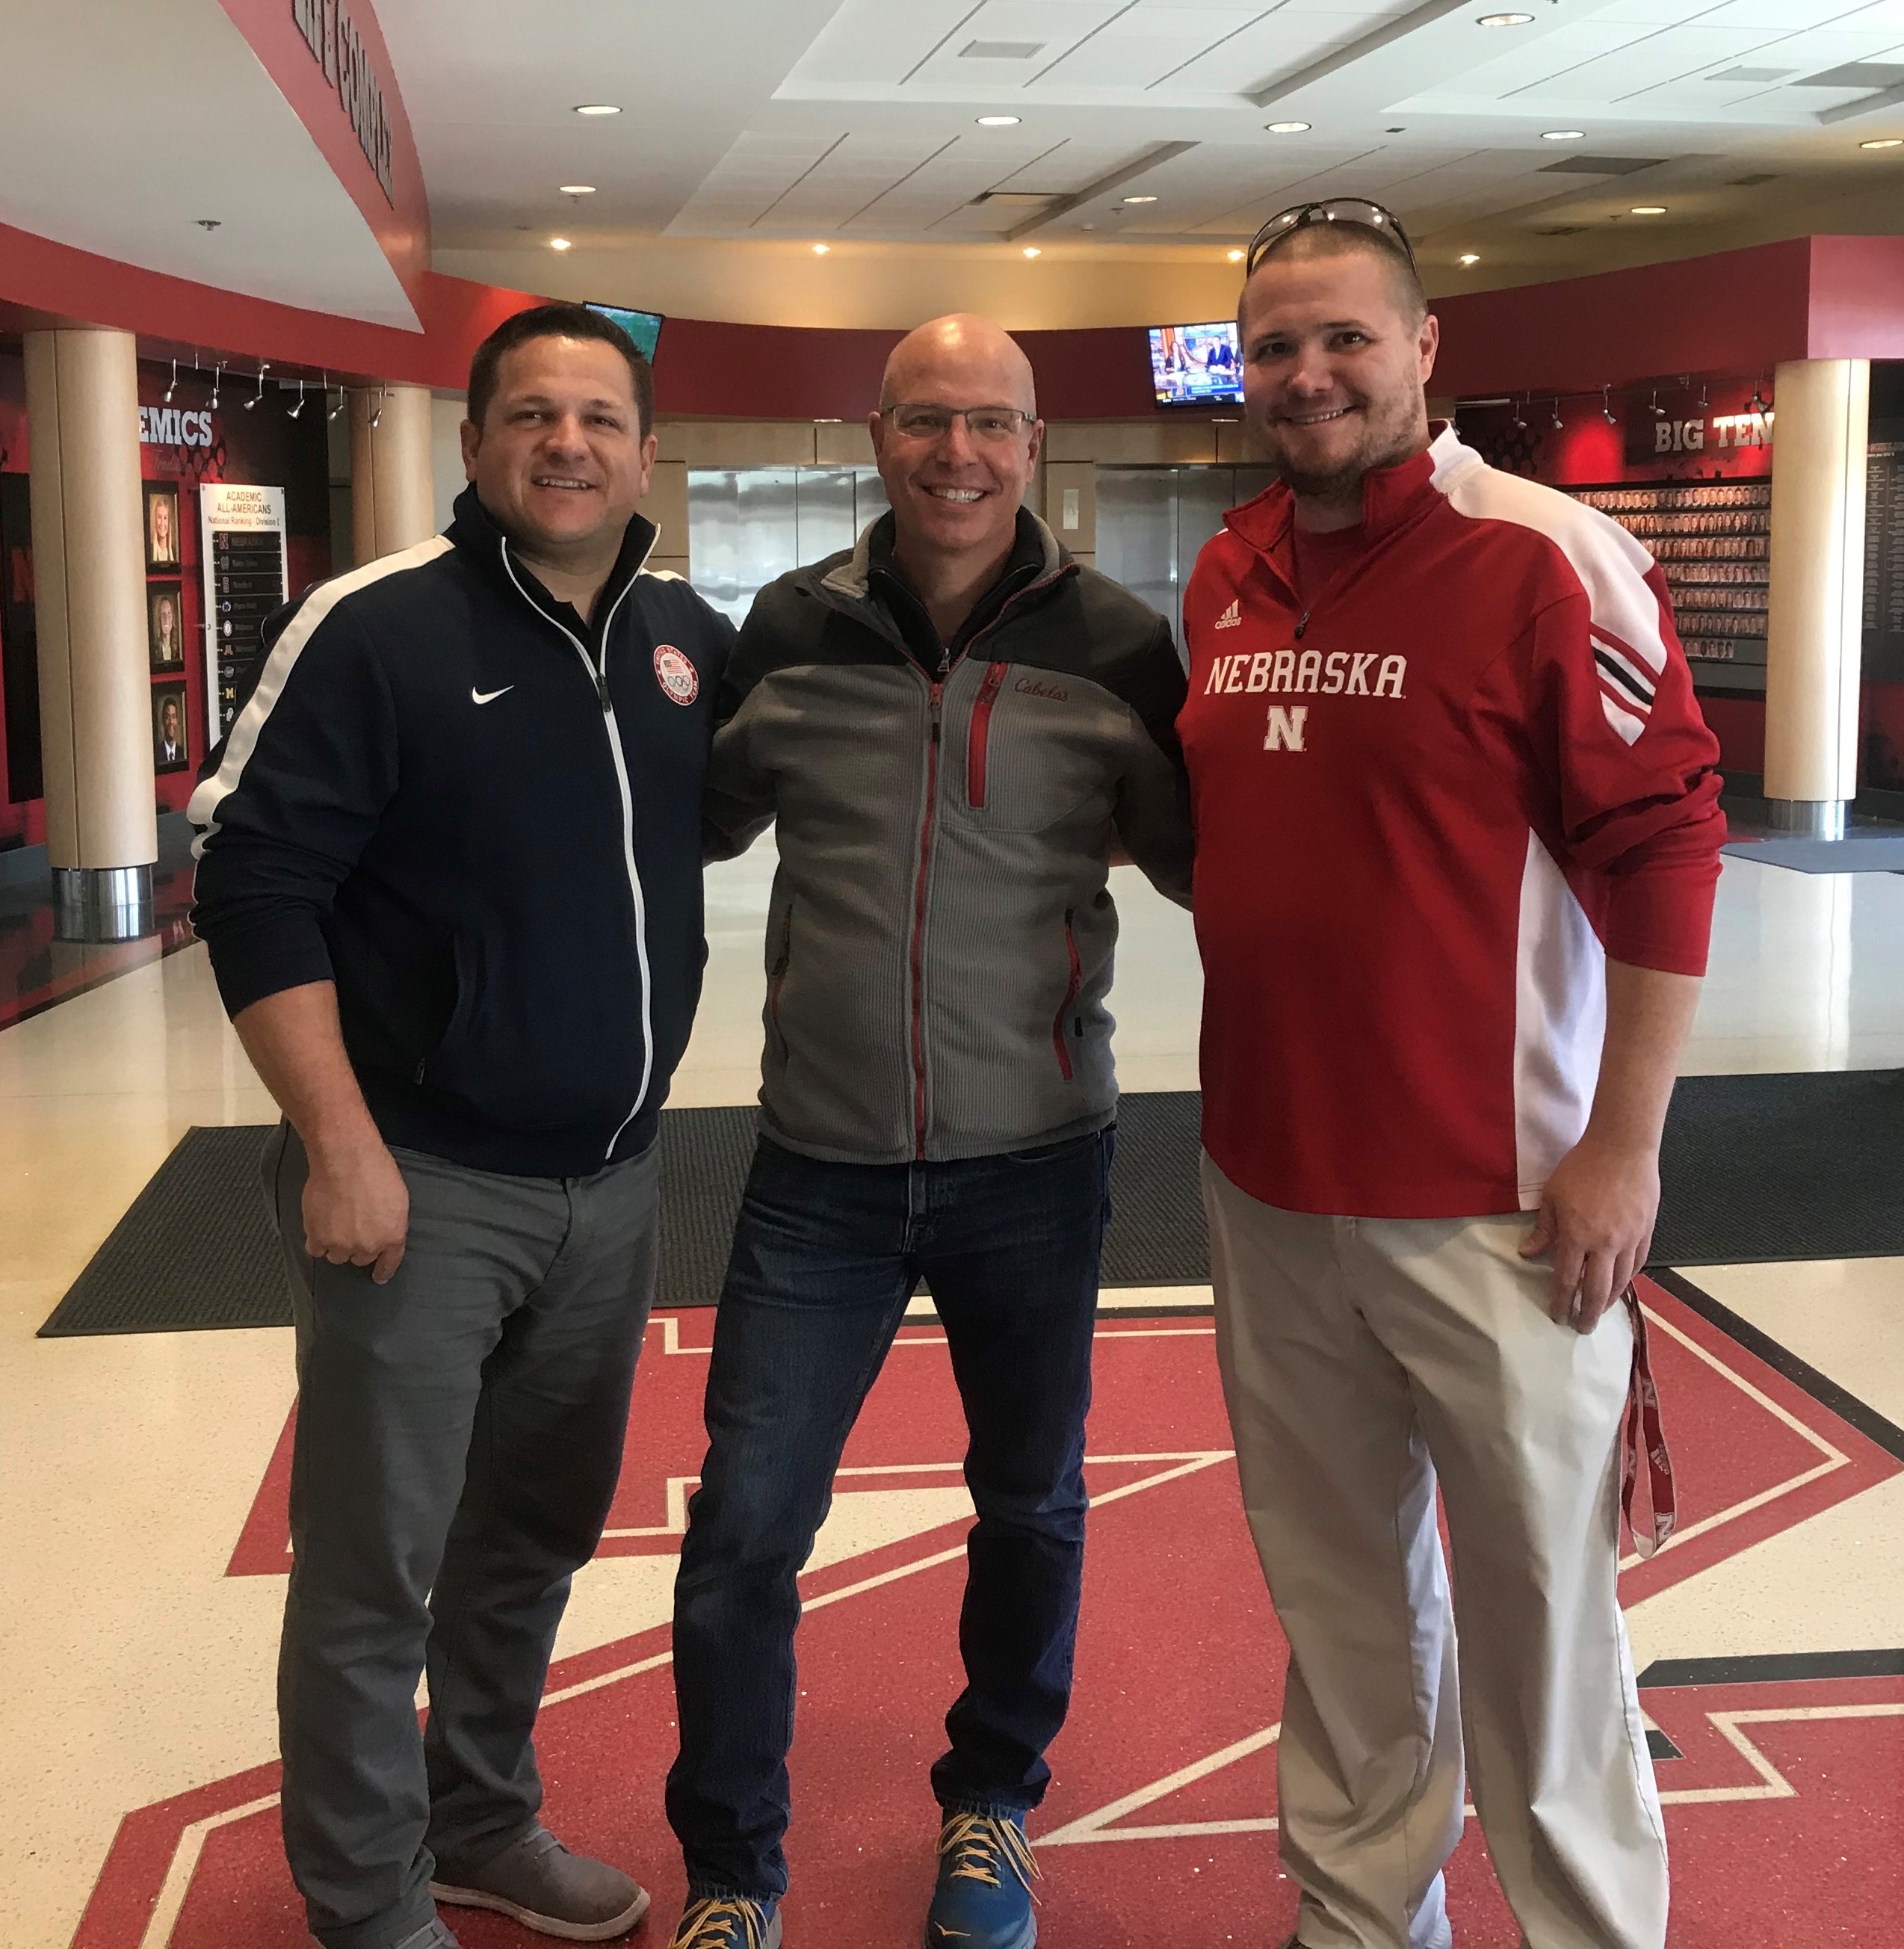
[1179,201,1725,1949]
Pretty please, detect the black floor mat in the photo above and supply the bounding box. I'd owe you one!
[37,1097,1210,1336]
[38,1074,1900,1335]
[1653,1069,1904,1265]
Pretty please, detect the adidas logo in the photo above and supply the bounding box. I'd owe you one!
[1214,599,1242,631]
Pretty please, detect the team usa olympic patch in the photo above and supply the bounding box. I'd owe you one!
[653,644,699,706]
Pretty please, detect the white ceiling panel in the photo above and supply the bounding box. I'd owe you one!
[782,1,983,88]
[368,0,1904,294]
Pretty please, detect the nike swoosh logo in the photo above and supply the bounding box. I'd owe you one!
[472,686,514,705]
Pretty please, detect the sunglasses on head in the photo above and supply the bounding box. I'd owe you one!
[1243,199,1418,279]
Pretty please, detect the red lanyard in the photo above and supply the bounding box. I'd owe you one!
[1620,1287,1677,1560]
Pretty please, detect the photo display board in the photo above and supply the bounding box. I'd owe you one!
[200,484,288,744]
[1865,443,1904,683]
[1564,480,1771,695]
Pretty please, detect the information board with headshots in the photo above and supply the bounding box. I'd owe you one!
[199,484,288,745]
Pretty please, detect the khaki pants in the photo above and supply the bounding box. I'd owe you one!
[1202,1154,1667,1949]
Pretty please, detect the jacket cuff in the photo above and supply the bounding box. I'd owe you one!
[1601,866,1717,977]
[201,915,336,1019]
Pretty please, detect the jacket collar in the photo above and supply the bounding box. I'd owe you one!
[1224,420,1472,559]
[448,484,660,623]
[819,505,1069,608]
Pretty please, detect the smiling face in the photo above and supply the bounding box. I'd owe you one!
[160,699,181,743]
[151,497,173,552]
[1237,237,1438,513]
[869,315,1042,570]
[461,335,655,564]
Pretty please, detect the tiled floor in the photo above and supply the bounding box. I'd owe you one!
[2,846,1901,1947]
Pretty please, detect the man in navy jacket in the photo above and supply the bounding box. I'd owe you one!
[191,305,732,1949]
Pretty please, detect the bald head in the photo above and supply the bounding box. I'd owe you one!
[879,314,1037,416]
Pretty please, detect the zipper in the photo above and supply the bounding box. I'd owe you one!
[498,541,652,1161]
[1053,908,1081,1082]
[966,660,1009,808]
[906,677,945,1161]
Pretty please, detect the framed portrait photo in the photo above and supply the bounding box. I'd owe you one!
[147,581,185,672]
[152,680,189,775]
[144,481,182,571]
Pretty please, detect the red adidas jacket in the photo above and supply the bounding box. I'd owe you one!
[1180,426,1725,1220]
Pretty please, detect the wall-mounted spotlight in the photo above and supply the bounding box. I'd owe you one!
[1511,398,1527,431]
[368,389,386,430]
[208,362,223,410]
[244,362,270,410]
[1551,398,1564,431]
[288,380,308,419]
[1649,389,1664,418]
[164,359,179,405]
[1601,386,1617,426]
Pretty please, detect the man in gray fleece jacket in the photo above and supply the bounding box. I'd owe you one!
[663,314,1193,1949]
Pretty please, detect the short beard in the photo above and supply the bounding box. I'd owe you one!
[1261,398,1429,513]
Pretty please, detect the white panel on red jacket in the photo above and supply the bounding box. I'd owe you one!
[1427,429,1672,748]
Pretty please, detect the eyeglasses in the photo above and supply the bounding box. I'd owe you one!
[880,404,1037,444]
[1243,199,1418,279]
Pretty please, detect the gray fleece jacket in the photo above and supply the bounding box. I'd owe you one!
[705,508,1193,1165]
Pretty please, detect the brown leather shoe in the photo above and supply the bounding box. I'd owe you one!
[431,1825,649,1942]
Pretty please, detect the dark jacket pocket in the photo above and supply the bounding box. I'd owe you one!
[1052,908,1082,1081]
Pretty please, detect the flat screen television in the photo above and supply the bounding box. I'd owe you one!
[584,302,665,362]
[1149,321,1242,407]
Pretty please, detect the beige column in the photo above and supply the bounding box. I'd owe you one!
[1764,358,1869,838]
[349,383,436,564]
[25,327,158,940]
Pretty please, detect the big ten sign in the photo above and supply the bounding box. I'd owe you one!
[1624,378,1773,473]
[1633,410,1772,462]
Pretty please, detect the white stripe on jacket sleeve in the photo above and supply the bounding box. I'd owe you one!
[187,537,454,855]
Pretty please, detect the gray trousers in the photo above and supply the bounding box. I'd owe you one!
[265,1122,660,1949]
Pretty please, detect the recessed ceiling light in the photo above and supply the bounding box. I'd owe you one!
[1266,121,1311,135]
[1459,253,1480,265]
[1022,246,1042,258]
[548,237,573,251]
[976,114,1021,127]
[1477,11,1534,24]
[1542,129,1586,140]
[559,185,596,195]
[572,104,620,116]
[812,243,830,255]
[1861,137,1904,149]
[1631,204,1667,215]
[1122,194,1158,203]
[1226,247,1245,262]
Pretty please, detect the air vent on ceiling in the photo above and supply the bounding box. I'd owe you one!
[1729,173,1778,187]
[1793,62,1904,88]
[1536,226,1586,237]
[960,40,1045,59]
[1538,155,1666,176]
[1707,67,1793,83]
[970,191,1061,207]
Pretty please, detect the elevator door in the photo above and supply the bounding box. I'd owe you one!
[687,468,888,624]
[1094,466,1275,650]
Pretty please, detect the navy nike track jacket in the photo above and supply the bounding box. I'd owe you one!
[189,486,735,1179]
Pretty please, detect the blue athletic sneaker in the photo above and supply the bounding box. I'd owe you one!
[924,1809,1039,1949]
[667,1894,781,1948]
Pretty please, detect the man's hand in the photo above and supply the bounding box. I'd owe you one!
[303,1136,410,1285]
[1519,1135,1658,1332]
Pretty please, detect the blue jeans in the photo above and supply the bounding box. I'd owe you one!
[666,1128,1114,1903]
